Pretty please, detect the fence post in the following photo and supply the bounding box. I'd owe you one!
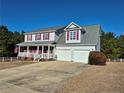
[120,58,122,62]
[16,57,18,62]
[2,57,4,62]
[10,57,13,62]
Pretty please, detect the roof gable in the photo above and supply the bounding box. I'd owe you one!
[64,22,82,31]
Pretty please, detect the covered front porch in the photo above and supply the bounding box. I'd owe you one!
[17,45,55,61]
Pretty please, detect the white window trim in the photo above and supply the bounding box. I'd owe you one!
[43,33,49,40]
[27,34,32,41]
[66,30,81,43]
[35,33,41,40]
[70,31,76,40]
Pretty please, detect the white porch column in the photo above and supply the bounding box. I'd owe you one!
[48,45,50,59]
[42,45,44,59]
[19,46,20,52]
[18,46,20,55]
[37,46,39,54]
[53,46,55,59]
[27,46,29,57]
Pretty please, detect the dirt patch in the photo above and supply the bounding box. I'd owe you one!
[0,62,36,70]
[56,62,124,93]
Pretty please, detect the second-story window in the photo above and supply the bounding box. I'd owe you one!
[35,33,41,40]
[70,31,76,40]
[27,34,32,41]
[43,33,49,40]
[66,31,79,41]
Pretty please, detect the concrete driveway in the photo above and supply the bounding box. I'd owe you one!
[0,61,86,93]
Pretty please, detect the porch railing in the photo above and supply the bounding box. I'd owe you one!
[18,52,27,57]
[18,52,54,60]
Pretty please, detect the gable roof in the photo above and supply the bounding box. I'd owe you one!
[56,24,101,46]
[23,23,101,46]
[64,22,82,31]
[24,26,65,34]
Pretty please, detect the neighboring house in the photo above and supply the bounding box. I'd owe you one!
[17,22,101,63]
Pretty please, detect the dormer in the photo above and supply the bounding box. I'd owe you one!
[64,22,82,43]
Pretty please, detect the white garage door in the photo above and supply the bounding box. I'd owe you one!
[73,49,90,63]
[56,48,90,63]
[56,49,71,61]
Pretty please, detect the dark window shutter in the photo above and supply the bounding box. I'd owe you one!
[48,33,50,40]
[43,33,45,40]
[76,31,79,40]
[27,35,28,41]
[31,35,32,41]
[27,34,32,41]
[67,32,69,40]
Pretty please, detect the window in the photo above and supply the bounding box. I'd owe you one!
[27,34,32,41]
[35,33,41,40]
[66,30,80,43]
[43,33,49,40]
[70,31,76,40]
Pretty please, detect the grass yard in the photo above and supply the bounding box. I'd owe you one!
[57,62,124,93]
[0,61,36,70]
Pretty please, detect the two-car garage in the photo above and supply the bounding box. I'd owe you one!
[56,46,95,63]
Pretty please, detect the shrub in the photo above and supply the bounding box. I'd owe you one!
[88,51,107,65]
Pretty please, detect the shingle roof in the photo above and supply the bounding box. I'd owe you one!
[56,24,101,46]
[20,24,101,46]
[24,26,65,34]
[17,41,55,46]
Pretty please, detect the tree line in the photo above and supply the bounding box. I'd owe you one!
[101,31,124,59]
[0,25,24,57]
[0,25,124,59]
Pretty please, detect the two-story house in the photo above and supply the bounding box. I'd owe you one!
[17,22,101,63]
